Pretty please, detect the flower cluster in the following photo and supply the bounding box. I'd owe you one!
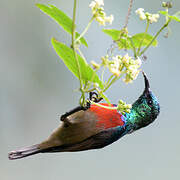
[135,8,146,20]
[117,100,132,114]
[89,0,114,26]
[121,54,142,83]
[135,8,160,23]
[109,55,123,77]
[91,54,142,84]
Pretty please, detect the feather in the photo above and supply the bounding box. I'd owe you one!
[8,144,40,160]
[41,126,127,152]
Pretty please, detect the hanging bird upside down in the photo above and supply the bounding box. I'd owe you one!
[8,72,160,160]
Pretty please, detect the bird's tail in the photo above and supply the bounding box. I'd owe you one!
[8,144,41,160]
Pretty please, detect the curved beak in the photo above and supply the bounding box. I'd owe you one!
[142,71,150,94]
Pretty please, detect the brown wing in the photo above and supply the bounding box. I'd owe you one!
[38,109,104,150]
[41,126,126,153]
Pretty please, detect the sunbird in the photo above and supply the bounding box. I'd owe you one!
[8,72,160,160]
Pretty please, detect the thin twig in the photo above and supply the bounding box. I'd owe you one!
[124,0,134,29]
[72,0,85,106]
[75,16,94,44]
[107,0,134,56]
[139,19,171,56]
[137,20,150,55]
[129,36,137,58]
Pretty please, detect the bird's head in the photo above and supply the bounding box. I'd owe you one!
[131,72,160,129]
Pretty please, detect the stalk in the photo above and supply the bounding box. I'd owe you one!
[139,19,171,56]
[75,17,94,43]
[72,0,85,106]
[137,20,150,55]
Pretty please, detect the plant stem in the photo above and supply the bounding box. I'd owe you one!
[84,64,102,92]
[77,48,85,60]
[72,0,77,45]
[103,71,126,92]
[139,19,171,56]
[105,74,114,87]
[103,76,117,92]
[98,91,111,104]
[137,20,150,55]
[101,66,105,83]
[75,16,94,44]
[72,0,85,106]
[129,36,137,58]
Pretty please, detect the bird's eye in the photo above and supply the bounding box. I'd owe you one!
[148,99,152,106]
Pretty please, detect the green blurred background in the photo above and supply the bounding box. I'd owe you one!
[1,0,180,180]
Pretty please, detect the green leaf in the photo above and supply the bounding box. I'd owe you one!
[159,11,169,16]
[159,10,180,22]
[102,29,124,40]
[103,29,157,49]
[171,11,180,22]
[131,33,158,47]
[102,29,128,40]
[102,29,131,49]
[51,38,104,89]
[36,4,88,47]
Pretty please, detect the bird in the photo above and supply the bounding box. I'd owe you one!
[8,72,160,160]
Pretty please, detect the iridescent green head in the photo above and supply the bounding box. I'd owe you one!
[131,72,160,130]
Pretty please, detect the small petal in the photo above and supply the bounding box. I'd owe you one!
[89,1,96,9]
[89,0,113,26]
[91,60,100,69]
[135,57,142,66]
[148,13,160,23]
[96,16,106,25]
[95,0,104,6]
[135,8,146,21]
[109,68,121,76]
[101,56,109,66]
[135,8,144,15]
[139,13,146,20]
[105,14,114,24]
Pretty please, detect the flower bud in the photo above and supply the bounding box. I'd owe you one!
[162,2,172,8]
[91,61,100,69]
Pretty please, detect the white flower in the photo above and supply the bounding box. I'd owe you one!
[135,8,146,20]
[148,14,160,23]
[96,14,114,26]
[134,57,142,66]
[112,55,120,62]
[122,53,131,66]
[109,56,121,76]
[136,8,159,23]
[135,8,144,14]
[106,54,141,82]
[105,15,114,25]
[130,68,140,79]
[89,0,113,26]
[89,1,96,9]
[89,0,104,9]
[120,54,142,83]
[139,13,146,20]
[109,68,121,77]
[95,0,104,6]
[96,16,106,25]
